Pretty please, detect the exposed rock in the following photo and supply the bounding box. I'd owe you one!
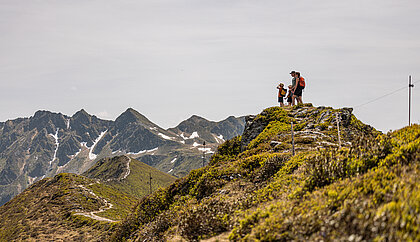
[318,110,331,123]
[241,115,268,149]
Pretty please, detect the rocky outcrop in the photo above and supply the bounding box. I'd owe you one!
[241,105,376,151]
[241,114,269,150]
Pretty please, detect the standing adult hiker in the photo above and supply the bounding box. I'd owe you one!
[276,83,287,107]
[290,71,297,105]
[293,72,304,105]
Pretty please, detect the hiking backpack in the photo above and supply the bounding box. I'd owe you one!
[281,88,287,96]
[299,77,306,88]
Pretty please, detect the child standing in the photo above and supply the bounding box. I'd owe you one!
[276,83,287,107]
[286,85,293,106]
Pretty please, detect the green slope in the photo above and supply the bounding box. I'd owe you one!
[0,173,134,241]
[83,155,176,199]
[0,156,175,241]
[112,105,420,241]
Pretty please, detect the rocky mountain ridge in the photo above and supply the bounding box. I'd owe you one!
[0,108,245,205]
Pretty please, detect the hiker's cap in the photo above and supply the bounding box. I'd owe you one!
[290,71,296,74]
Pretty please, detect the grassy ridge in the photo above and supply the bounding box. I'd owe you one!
[84,156,176,199]
[112,106,420,241]
[106,158,176,198]
[0,174,116,241]
[0,156,176,241]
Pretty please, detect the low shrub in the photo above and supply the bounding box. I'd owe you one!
[178,199,234,241]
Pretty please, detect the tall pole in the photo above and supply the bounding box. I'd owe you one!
[409,75,414,126]
[336,113,341,148]
[291,122,295,156]
[202,141,206,167]
[149,172,152,195]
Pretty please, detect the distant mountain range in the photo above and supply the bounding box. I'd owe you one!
[0,108,245,205]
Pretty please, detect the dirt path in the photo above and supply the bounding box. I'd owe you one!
[73,183,117,223]
[73,156,131,222]
[122,155,131,179]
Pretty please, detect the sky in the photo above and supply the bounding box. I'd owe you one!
[0,0,419,132]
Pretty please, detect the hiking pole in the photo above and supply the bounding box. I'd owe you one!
[409,75,414,126]
[291,122,295,156]
[336,113,341,148]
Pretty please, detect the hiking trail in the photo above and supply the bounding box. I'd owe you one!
[73,182,117,223]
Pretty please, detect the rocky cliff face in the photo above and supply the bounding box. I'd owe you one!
[0,108,245,205]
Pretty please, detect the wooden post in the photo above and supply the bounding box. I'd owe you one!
[409,75,414,126]
[336,113,341,148]
[149,172,152,195]
[291,122,295,156]
[202,141,206,167]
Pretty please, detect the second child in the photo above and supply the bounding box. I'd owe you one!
[286,85,293,106]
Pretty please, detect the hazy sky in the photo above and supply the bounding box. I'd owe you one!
[1,0,419,131]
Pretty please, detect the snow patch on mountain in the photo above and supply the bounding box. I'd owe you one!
[170,157,177,164]
[189,132,199,139]
[198,147,214,154]
[89,130,107,160]
[213,134,225,143]
[66,119,70,129]
[49,129,59,165]
[180,132,199,140]
[158,133,175,140]
[127,147,159,155]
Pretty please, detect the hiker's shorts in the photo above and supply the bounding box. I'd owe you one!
[294,87,303,97]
